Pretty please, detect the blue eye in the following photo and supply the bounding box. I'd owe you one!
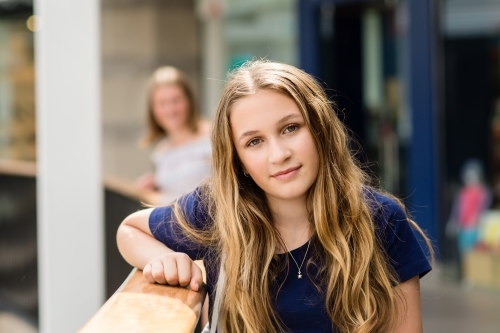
[284,124,299,133]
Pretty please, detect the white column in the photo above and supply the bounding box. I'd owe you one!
[34,1,104,333]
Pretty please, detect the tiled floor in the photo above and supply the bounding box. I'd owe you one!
[421,268,500,333]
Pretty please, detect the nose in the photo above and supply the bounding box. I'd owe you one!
[268,138,291,164]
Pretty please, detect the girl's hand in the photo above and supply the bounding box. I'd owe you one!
[136,172,156,191]
[143,252,203,292]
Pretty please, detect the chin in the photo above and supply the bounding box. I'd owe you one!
[163,122,183,131]
[269,188,309,201]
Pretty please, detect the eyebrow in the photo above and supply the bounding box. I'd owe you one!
[239,130,259,141]
[238,113,301,141]
[277,113,301,125]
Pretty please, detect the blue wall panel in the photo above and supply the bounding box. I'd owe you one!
[298,0,321,76]
[407,0,439,242]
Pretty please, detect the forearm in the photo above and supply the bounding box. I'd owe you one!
[117,210,174,269]
[116,209,204,291]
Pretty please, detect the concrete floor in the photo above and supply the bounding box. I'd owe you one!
[421,268,500,333]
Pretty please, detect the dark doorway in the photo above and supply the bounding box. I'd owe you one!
[319,4,367,161]
[444,38,492,186]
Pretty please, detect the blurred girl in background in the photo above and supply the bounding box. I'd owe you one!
[137,66,211,203]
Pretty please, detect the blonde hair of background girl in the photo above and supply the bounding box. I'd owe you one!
[141,66,200,146]
[173,61,432,333]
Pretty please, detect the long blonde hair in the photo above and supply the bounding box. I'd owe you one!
[174,61,431,333]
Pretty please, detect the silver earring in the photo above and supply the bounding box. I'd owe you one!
[243,170,250,177]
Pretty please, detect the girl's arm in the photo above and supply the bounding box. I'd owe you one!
[117,209,203,291]
[136,172,157,191]
[394,276,423,333]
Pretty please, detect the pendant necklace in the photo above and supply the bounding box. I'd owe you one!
[282,240,311,279]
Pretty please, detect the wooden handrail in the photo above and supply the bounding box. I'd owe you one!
[79,269,207,333]
[0,158,36,177]
[0,159,159,205]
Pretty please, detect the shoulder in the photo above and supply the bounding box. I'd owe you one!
[149,186,213,259]
[364,188,432,282]
[198,119,212,137]
[176,186,211,223]
[150,186,211,229]
[151,138,172,158]
[364,188,407,229]
[364,188,418,251]
[194,121,212,153]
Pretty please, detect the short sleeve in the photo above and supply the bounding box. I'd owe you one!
[373,193,432,283]
[149,187,211,260]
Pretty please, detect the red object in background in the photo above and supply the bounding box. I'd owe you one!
[458,185,489,229]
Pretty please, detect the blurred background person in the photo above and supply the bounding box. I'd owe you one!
[136,66,212,204]
[135,66,212,326]
[446,159,491,279]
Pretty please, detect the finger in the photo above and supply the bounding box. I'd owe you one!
[176,254,192,287]
[143,263,156,284]
[189,261,203,292]
[163,256,179,286]
[150,260,167,284]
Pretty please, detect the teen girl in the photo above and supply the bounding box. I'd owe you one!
[117,61,432,333]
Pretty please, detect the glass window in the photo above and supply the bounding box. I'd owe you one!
[223,0,297,69]
[318,2,408,194]
[0,14,35,161]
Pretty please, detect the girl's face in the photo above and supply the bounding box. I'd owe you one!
[230,90,320,203]
[151,84,190,132]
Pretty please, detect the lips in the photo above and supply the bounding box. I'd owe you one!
[272,166,301,177]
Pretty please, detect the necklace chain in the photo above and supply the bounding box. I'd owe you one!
[282,240,311,279]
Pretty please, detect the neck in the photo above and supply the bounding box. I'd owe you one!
[168,125,197,146]
[267,195,311,251]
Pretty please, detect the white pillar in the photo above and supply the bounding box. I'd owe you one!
[34,1,104,332]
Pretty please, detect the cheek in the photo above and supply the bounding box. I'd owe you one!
[237,150,266,178]
[152,100,169,118]
[302,135,320,170]
[152,106,164,123]
[176,99,190,114]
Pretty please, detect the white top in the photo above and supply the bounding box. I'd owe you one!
[152,136,212,204]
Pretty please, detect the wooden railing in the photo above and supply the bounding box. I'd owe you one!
[78,269,207,333]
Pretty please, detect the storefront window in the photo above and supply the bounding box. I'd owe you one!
[361,6,408,194]
[0,14,35,161]
[318,2,408,194]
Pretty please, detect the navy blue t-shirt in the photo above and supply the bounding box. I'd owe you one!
[149,188,431,332]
